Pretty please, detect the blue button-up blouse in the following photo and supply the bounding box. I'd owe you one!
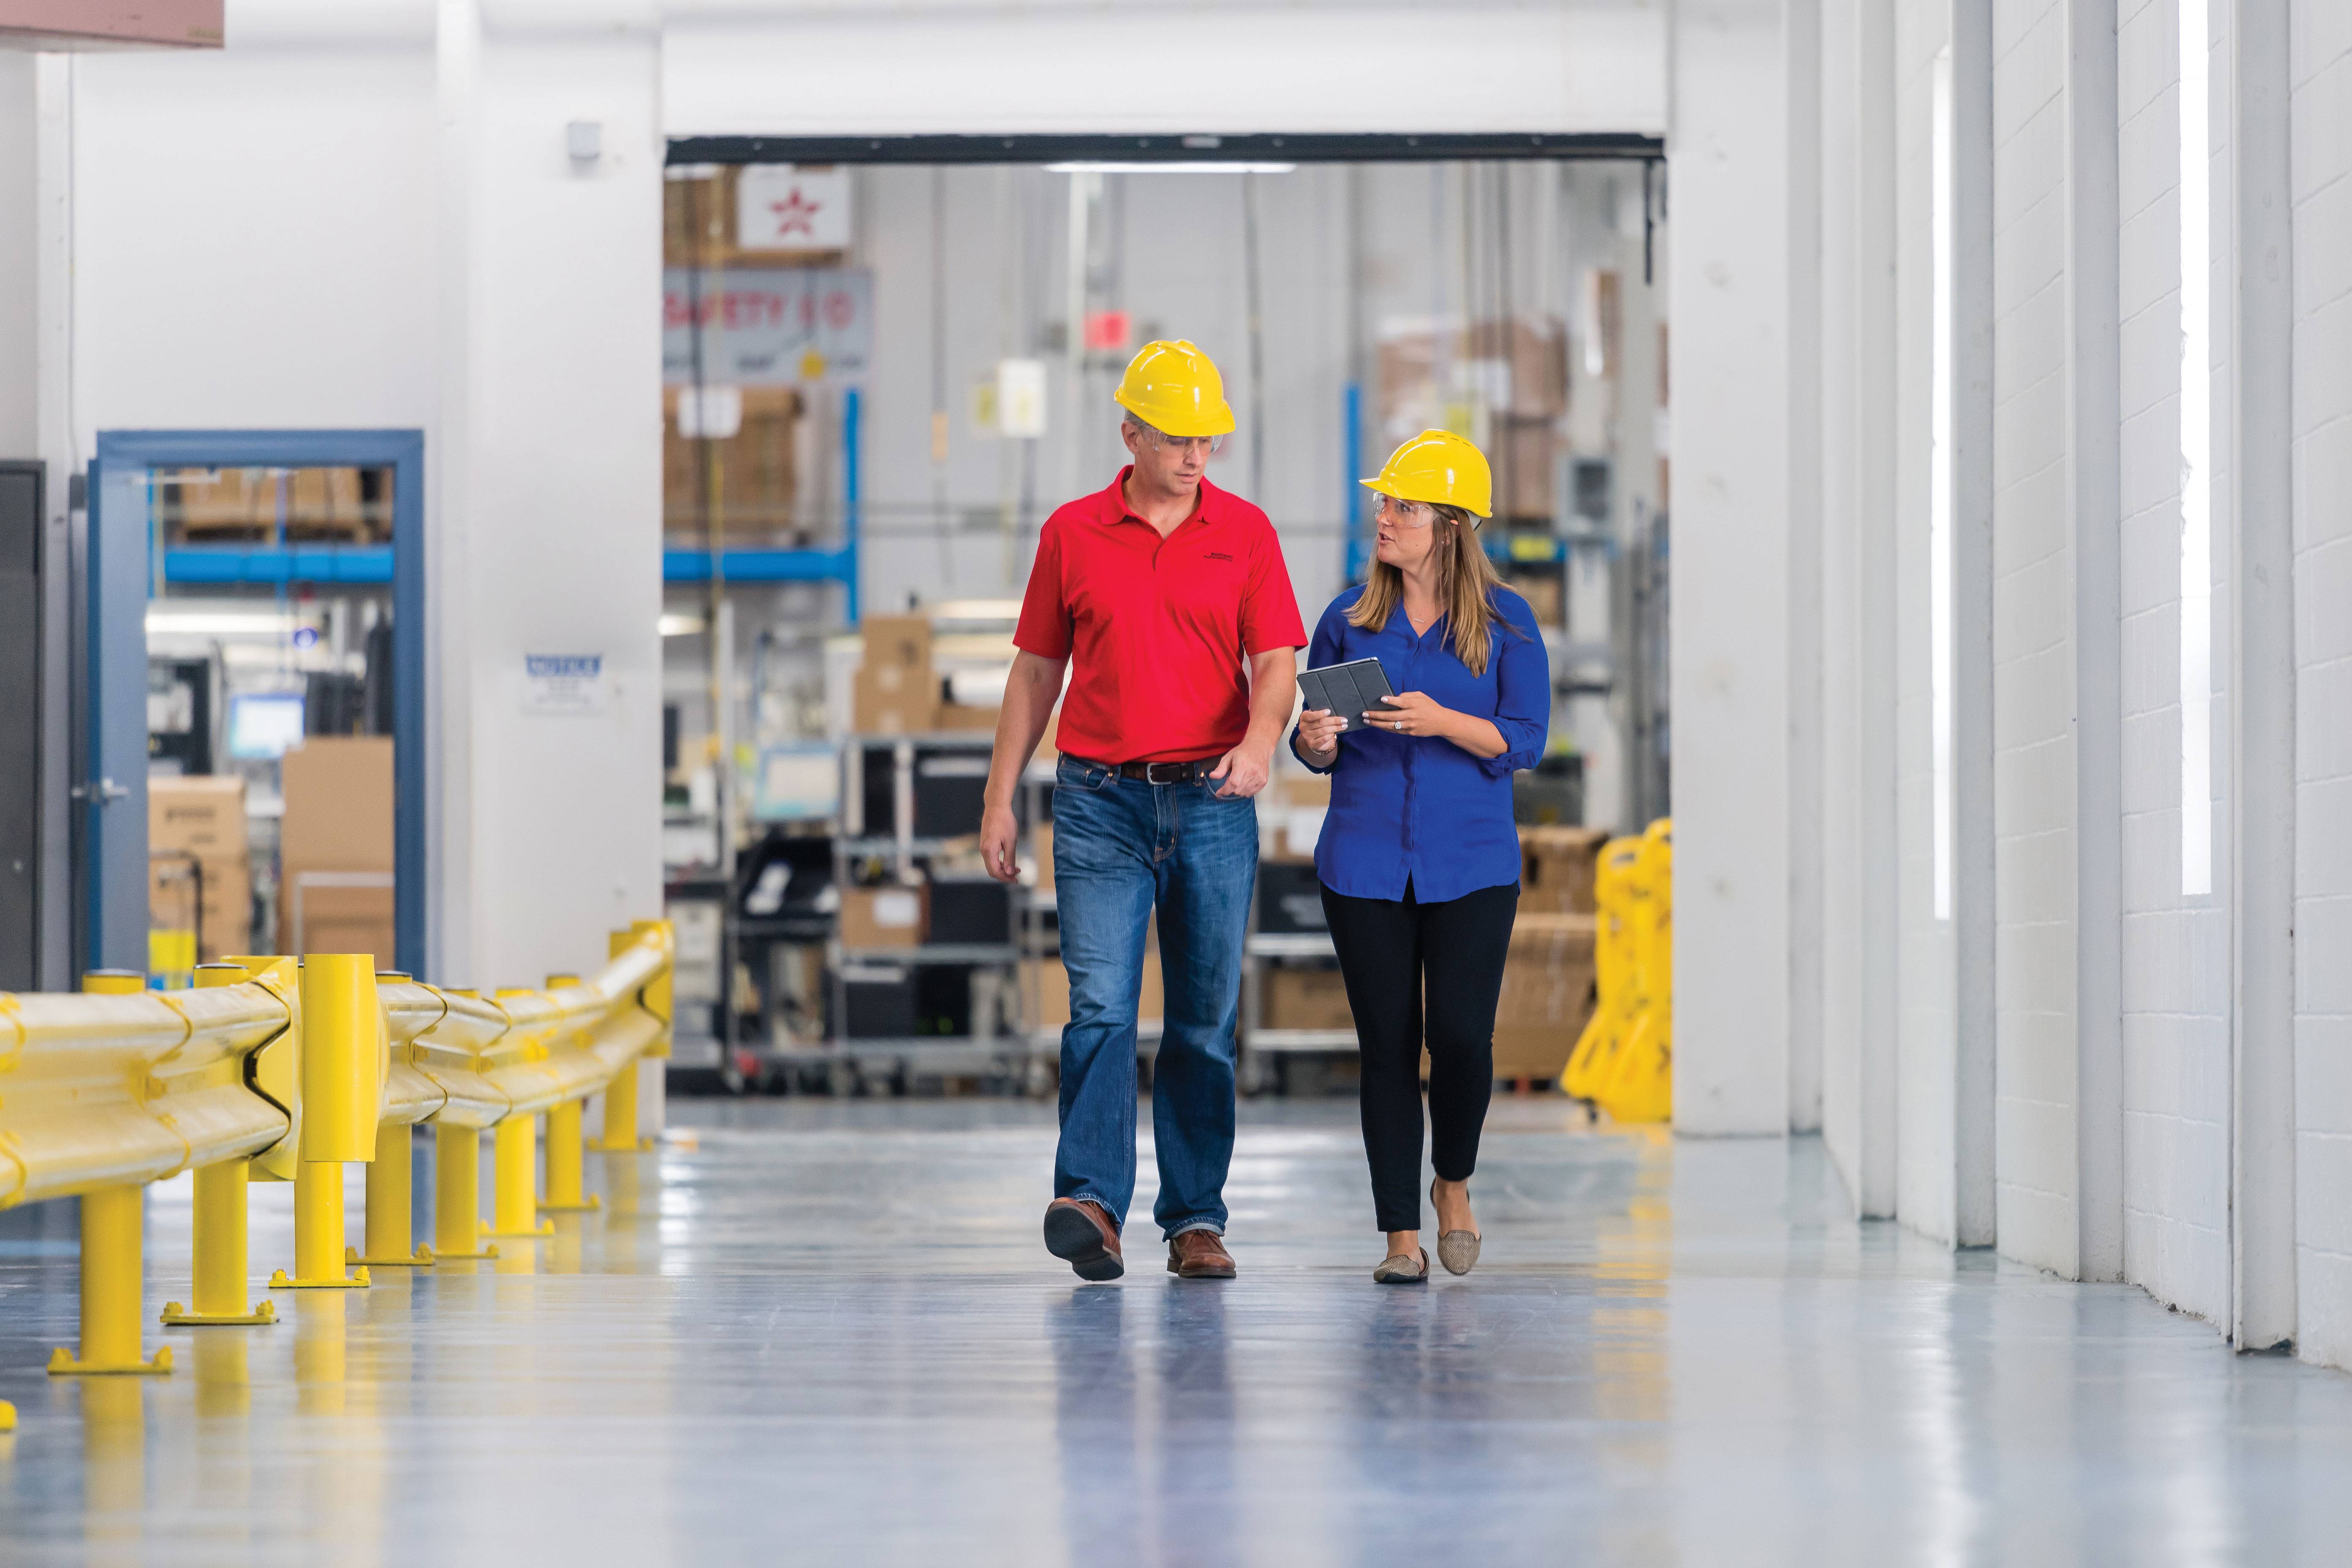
[1290,585,1550,903]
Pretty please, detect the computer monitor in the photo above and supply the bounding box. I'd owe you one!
[226,691,306,760]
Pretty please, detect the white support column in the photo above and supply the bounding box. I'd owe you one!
[1788,0,1827,1144]
[436,5,666,989]
[2227,0,2296,1352]
[1669,0,1796,1135]
[1949,0,1998,1250]
[2063,0,2125,1285]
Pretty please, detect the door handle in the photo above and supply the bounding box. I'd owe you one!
[71,777,132,805]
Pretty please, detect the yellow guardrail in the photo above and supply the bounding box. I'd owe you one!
[1562,818,1672,1123]
[0,919,674,1429]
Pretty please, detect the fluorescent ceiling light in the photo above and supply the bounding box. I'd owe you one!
[145,610,302,637]
[660,614,707,637]
[1046,161,1295,175]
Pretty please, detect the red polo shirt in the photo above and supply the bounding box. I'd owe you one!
[1015,468,1306,764]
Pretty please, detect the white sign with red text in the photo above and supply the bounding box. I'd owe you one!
[737,165,852,252]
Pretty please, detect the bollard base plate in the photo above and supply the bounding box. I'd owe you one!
[268,1268,370,1290]
[347,1244,436,1268]
[540,1196,602,1213]
[588,1138,656,1153]
[429,1245,500,1260]
[160,1300,276,1326]
[49,1345,172,1376]
[484,1221,555,1239]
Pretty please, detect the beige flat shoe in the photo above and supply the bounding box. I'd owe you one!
[1372,1248,1429,1285]
[1432,1179,1481,1275]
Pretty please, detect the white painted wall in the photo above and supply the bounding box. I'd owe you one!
[0,54,35,457]
[2291,0,2352,1369]
[1667,0,1794,1135]
[662,3,1667,139]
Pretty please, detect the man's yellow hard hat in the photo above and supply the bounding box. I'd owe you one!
[1112,340,1237,438]
[1360,429,1493,519]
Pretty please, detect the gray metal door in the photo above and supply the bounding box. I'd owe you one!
[84,460,148,973]
[0,463,41,989]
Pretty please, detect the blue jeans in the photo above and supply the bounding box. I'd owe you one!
[1051,756,1258,1240]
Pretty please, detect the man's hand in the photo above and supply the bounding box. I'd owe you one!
[980,801,1022,882]
[1209,740,1274,799]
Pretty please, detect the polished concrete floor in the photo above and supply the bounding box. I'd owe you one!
[1,1098,2349,1565]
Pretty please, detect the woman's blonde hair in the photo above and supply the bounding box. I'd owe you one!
[1347,503,1520,677]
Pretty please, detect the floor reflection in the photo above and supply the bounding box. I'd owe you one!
[0,1103,2342,1564]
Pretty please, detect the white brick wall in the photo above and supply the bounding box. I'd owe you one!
[2112,0,2230,1328]
[1990,0,2082,1277]
[2292,0,2352,1371]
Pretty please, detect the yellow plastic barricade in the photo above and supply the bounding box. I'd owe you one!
[1562,819,1674,1124]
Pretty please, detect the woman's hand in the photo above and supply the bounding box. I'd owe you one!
[1295,708,1347,762]
[1361,690,1458,742]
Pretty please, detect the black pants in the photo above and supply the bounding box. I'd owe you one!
[1320,879,1519,1233]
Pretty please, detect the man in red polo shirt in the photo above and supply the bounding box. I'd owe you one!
[981,340,1304,1282]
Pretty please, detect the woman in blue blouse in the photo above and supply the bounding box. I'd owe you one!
[1291,430,1549,1285]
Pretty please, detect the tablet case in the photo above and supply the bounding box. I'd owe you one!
[1298,658,1397,719]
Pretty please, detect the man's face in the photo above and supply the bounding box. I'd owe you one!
[1122,421,1212,494]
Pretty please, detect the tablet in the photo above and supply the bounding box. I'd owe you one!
[1298,657,1398,719]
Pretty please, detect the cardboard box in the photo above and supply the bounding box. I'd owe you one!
[853,664,939,735]
[839,883,927,949]
[1023,951,1162,1030]
[1491,912,1598,1080]
[1264,967,1353,1033]
[663,386,803,536]
[1032,823,1053,891]
[148,855,251,964]
[1521,826,1606,915]
[1274,774,1331,808]
[150,775,248,863]
[1493,416,1560,520]
[934,702,998,733]
[1508,574,1564,628]
[861,615,933,674]
[280,736,396,964]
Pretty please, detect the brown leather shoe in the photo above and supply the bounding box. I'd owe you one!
[1043,1198,1124,1281]
[1166,1229,1236,1279]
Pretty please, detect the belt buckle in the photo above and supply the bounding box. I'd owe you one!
[1145,760,1190,785]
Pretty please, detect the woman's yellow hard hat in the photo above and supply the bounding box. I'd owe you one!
[1112,340,1236,438]
[1361,429,1493,519]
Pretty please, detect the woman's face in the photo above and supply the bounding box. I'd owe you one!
[1372,493,1442,573]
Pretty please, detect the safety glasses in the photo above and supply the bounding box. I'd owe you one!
[1138,427,1227,458]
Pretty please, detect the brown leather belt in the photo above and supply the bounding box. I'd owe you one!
[1065,754,1218,785]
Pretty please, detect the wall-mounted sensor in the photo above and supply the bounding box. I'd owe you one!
[567,120,602,168]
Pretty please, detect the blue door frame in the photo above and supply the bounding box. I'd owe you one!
[88,430,427,980]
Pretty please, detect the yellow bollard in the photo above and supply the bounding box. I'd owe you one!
[485,1113,552,1239]
[591,1062,647,1154]
[539,972,600,1214]
[350,1121,434,1268]
[161,1161,274,1327]
[432,1124,498,1261]
[271,954,377,1289]
[163,963,278,1327]
[588,929,657,1152]
[541,1099,599,1213]
[52,971,171,1376]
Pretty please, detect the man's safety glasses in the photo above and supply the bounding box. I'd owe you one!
[1138,427,1227,458]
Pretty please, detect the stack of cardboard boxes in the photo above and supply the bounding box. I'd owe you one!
[148,776,251,964]
[280,736,396,966]
[662,385,805,539]
[1491,826,1608,1080]
[1375,316,1569,521]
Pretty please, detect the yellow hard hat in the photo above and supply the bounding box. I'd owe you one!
[1360,429,1492,519]
[1112,340,1236,438]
